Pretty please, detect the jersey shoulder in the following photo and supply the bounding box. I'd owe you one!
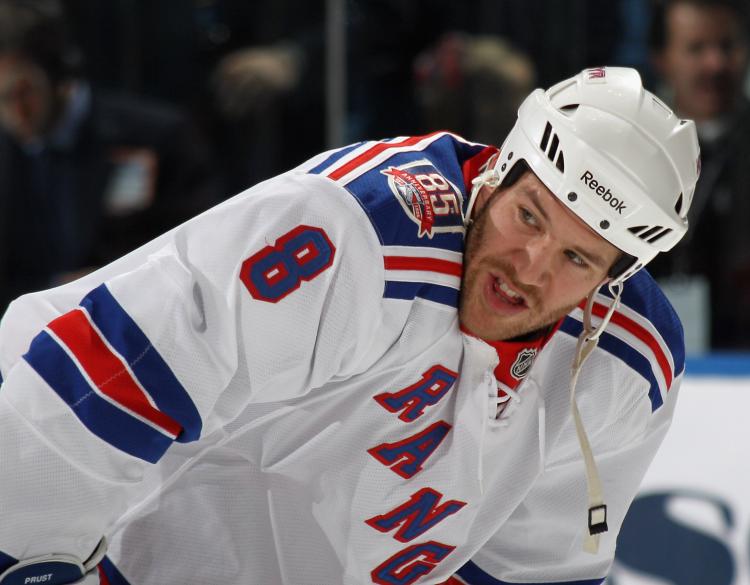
[304,133,497,310]
[305,132,495,251]
[559,270,685,411]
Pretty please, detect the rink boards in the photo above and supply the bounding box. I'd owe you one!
[608,356,750,585]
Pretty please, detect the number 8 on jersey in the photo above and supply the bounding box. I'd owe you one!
[240,225,336,303]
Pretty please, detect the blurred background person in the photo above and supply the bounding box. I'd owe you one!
[413,32,535,143]
[647,0,750,350]
[0,0,219,311]
[60,0,326,195]
[207,37,325,194]
[347,0,621,141]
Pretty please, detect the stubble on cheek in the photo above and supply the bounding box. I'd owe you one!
[458,209,484,327]
[458,213,581,340]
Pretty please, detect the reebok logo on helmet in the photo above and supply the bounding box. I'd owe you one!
[580,170,627,214]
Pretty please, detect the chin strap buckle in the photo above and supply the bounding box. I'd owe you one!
[588,504,609,536]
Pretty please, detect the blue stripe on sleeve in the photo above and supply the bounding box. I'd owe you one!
[307,142,366,175]
[0,549,17,573]
[99,556,132,585]
[457,560,605,585]
[384,281,459,308]
[23,330,173,463]
[560,317,664,411]
[80,285,202,443]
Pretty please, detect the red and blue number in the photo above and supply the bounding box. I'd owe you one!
[240,225,335,303]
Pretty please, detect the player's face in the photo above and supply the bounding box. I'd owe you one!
[657,3,748,121]
[459,170,620,341]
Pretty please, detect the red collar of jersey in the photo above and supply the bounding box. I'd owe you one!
[461,320,562,391]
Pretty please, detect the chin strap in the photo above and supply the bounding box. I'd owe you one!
[0,537,107,585]
[570,280,623,554]
[464,167,501,227]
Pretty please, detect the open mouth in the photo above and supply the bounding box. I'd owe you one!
[492,275,526,307]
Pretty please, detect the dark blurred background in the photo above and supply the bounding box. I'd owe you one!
[58,0,647,186]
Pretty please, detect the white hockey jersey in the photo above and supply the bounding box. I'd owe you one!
[0,133,685,585]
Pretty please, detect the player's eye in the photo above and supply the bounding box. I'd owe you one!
[519,206,538,227]
[565,249,589,269]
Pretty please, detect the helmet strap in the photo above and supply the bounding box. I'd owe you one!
[464,168,500,227]
[569,279,623,553]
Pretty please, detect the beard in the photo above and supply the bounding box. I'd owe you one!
[458,198,579,341]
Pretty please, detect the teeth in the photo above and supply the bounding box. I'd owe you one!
[497,279,521,299]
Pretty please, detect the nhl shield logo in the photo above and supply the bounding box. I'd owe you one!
[382,159,464,238]
[511,348,537,381]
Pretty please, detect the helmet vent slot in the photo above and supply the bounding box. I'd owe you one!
[556,151,565,172]
[639,226,663,240]
[674,192,684,215]
[540,121,564,172]
[540,122,552,151]
[651,96,672,118]
[647,227,672,243]
[548,135,560,160]
[629,225,671,243]
[559,105,579,117]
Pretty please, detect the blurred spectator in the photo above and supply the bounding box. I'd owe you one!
[207,38,325,194]
[0,0,219,311]
[347,0,621,142]
[647,0,750,350]
[413,32,535,143]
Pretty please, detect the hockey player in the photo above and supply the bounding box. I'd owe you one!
[0,67,699,585]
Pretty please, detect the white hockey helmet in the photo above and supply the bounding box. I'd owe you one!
[472,66,701,283]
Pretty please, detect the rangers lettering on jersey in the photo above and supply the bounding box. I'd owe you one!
[372,541,455,585]
[373,366,458,423]
[365,488,467,542]
[366,366,467,584]
[368,421,452,479]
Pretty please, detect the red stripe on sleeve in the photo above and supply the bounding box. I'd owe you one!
[589,302,673,388]
[437,577,466,585]
[327,134,440,181]
[48,310,183,437]
[384,256,463,277]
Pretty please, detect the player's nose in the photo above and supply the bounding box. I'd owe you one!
[514,236,552,288]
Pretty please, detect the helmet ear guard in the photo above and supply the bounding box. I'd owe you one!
[499,159,529,189]
[607,252,638,281]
